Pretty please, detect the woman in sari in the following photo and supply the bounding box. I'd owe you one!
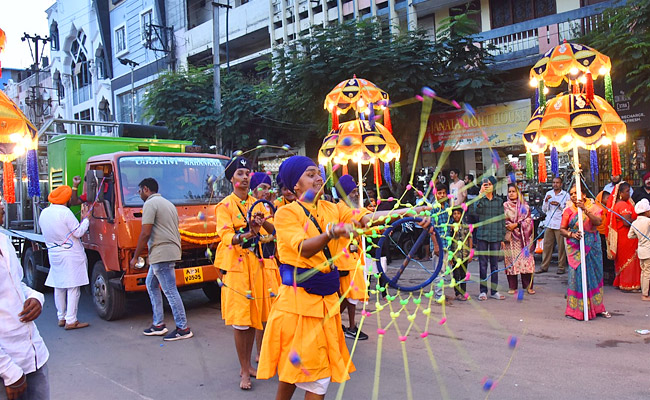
[560,185,611,320]
[503,184,535,294]
[609,182,641,291]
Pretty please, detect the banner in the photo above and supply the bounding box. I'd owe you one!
[424,99,531,153]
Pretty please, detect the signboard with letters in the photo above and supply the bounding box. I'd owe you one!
[424,99,531,153]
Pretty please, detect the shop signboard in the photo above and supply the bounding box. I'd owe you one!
[612,81,650,132]
[424,99,531,153]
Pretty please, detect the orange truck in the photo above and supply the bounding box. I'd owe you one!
[6,135,229,320]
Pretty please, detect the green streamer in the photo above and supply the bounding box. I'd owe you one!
[326,161,333,190]
[605,73,614,106]
[538,80,546,110]
[328,113,332,132]
[395,160,402,183]
[526,151,533,180]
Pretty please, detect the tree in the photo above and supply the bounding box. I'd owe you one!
[143,67,305,151]
[579,0,650,105]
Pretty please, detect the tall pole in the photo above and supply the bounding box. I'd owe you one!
[572,145,589,321]
[213,1,222,154]
[130,65,135,123]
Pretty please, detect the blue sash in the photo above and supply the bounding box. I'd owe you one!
[280,264,340,296]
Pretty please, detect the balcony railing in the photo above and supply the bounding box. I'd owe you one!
[473,1,618,69]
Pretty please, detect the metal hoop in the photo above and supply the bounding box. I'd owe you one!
[374,217,444,291]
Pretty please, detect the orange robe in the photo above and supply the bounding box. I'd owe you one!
[257,200,365,384]
[337,236,368,302]
[214,193,274,329]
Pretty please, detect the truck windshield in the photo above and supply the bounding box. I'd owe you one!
[118,156,230,206]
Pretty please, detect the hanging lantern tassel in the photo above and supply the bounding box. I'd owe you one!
[550,147,559,177]
[3,162,16,204]
[590,149,599,181]
[325,162,333,190]
[538,80,546,109]
[395,159,402,183]
[526,151,534,180]
[328,112,332,132]
[611,142,622,176]
[383,161,392,186]
[585,71,594,103]
[373,159,382,188]
[332,106,339,130]
[368,103,375,130]
[342,162,348,175]
[26,149,41,198]
[383,107,392,133]
[538,152,547,183]
[534,87,540,110]
[605,72,614,106]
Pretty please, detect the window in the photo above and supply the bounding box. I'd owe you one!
[117,86,148,123]
[69,30,92,105]
[489,0,556,29]
[74,109,94,134]
[115,24,127,56]
[140,8,153,43]
[50,21,59,51]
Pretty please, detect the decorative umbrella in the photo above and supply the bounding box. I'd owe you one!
[530,42,611,88]
[319,119,400,189]
[0,90,40,202]
[524,94,626,321]
[319,119,400,165]
[0,28,5,77]
[324,76,389,115]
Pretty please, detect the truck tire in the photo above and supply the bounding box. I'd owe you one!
[23,247,46,292]
[202,282,222,302]
[91,260,126,320]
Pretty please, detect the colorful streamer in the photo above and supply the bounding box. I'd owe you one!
[26,149,40,198]
[3,162,15,203]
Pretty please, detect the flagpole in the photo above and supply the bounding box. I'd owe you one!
[572,145,589,321]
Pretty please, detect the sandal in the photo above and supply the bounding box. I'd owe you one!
[527,288,536,295]
[490,292,506,300]
[478,293,488,301]
[507,289,516,295]
[600,311,612,319]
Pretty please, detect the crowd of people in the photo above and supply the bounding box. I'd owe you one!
[5,155,650,400]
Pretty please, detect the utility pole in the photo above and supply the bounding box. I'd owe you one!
[212,1,231,154]
[21,33,49,232]
[21,33,49,127]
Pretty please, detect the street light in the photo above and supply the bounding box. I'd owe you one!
[118,57,139,123]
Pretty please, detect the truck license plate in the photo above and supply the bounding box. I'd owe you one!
[183,267,203,284]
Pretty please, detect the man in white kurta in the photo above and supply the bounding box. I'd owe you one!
[0,204,50,400]
[38,185,90,330]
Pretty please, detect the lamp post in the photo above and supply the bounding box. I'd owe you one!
[118,57,139,123]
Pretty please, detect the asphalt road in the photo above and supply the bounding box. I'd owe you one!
[35,259,650,400]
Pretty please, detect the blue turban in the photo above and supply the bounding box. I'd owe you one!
[336,174,357,198]
[278,156,316,194]
[250,172,272,191]
[225,156,252,180]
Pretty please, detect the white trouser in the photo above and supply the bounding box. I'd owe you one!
[295,377,331,395]
[54,287,81,324]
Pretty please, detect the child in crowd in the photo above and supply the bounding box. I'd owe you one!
[629,198,650,301]
[431,183,451,302]
[448,208,472,301]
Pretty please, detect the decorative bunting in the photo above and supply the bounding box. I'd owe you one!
[538,152,547,183]
[3,162,15,203]
[611,141,621,176]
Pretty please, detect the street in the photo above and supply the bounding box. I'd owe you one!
[37,258,650,400]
